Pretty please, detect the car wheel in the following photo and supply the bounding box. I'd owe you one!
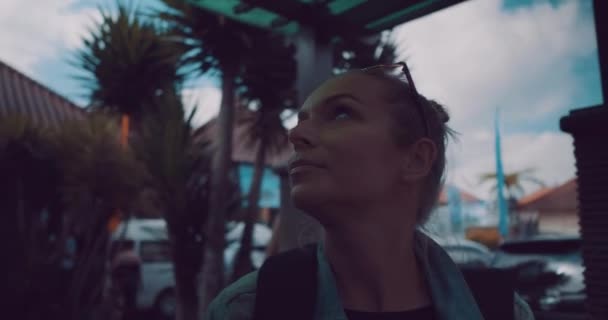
[155,289,176,319]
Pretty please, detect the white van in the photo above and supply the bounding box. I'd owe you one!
[110,219,175,316]
[109,218,272,318]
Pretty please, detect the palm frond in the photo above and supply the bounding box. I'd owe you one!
[74,2,185,120]
[333,31,398,72]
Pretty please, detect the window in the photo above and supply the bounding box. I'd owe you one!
[140,241,171,263]
[110,240,135,259]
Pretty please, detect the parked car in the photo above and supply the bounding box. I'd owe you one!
[109,219,174,317]
[491,236,585,314]
[109,219,272,318]
[429,234,494,268]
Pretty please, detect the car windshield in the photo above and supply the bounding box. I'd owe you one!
[140,241,172,263]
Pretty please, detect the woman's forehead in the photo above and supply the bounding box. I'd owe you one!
[301,72,384,111]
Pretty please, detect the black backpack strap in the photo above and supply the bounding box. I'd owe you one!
[461,267,515,320]
[253,244,318,320]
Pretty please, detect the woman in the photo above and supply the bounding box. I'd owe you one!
[207,63,534,320]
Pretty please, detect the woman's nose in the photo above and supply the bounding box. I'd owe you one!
[288,123,314,150]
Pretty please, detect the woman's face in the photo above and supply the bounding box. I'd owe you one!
[288,72,410,220]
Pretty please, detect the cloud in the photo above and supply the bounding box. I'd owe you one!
[393,0,598,130]
[182,86,222,128]
[0,0,99,77]
[391,0,595,198]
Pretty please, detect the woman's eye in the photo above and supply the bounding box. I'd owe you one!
[332,106,352,120]
[335,112,350,120]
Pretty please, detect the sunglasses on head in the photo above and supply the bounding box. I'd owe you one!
[361,62,430,137]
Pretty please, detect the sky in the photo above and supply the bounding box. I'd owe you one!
[0,0,602,199]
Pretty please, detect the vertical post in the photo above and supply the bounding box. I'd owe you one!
[277,26,332,252]
[294,27,334,103]
[594,0,607,101]
[559,1,608,319]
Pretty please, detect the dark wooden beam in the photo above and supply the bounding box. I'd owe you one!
[241,0,373,37]
[233,3,255,14]
[339,0,417,25]
[366,0,466,32]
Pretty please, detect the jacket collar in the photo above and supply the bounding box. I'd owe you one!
[313,231,485,320]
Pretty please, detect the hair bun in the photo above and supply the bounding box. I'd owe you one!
[428,100,450,123]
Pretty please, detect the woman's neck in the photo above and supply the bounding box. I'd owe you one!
[323,217,431,312]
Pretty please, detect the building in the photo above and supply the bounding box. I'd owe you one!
[517,178,579,235]
[0,60,84,126]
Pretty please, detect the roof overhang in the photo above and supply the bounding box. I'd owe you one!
[187,0,467,36]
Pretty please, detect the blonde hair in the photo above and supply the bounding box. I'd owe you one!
[359,68,454,225]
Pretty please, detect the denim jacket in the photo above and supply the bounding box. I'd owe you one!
[207,233,534,320]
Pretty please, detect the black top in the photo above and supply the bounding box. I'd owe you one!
[344,306,436,320]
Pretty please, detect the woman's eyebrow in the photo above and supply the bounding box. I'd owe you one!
[297,93,362,120]
[320,93,361,106]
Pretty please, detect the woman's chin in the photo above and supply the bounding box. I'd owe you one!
[290,183,327,211]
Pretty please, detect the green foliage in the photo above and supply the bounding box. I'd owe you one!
[134,89,210,235]
[0,115,63,295]
[0,113,147,319]
[239,33,296,156]
[54,112,147,218]
[75,2,184,121]
[157,0,265,76]
[0,115,59,217]
[156,1,269,307]
[229,33,297,280]
[480,168,546,200]
[131,88,216,320]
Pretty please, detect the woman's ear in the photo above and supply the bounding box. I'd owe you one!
[402,138,437,182]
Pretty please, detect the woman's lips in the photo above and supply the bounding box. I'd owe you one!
[288,158,325,175]
[289,164,322,175]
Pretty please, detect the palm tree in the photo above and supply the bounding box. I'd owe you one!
[333,32,398,72]
[156,0,266,308]
[75,5,209,319]
[480,168,546,203]
[74,3,184,130]
[134,89,211,320]
[230,34,297,281]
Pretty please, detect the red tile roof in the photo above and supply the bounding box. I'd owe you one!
[0,60,85,127]
[517,178,578,212]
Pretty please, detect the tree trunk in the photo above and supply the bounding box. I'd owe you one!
[175,296,198,320]
[172,233,200,320]
[68,206,111,320]
[231,138,266,282]
[199,64,237,314]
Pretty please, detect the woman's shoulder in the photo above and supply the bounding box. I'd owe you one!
[206,271,258,320]
[514,293,535,320]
